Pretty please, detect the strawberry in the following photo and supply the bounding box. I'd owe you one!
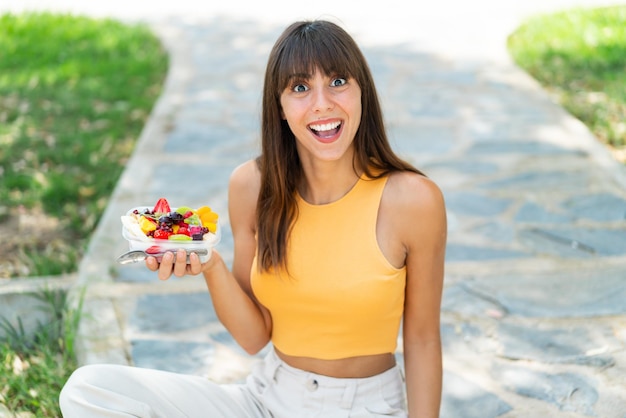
[145,245,163,254]
[153,198,171,214]
[153,229,172,240]
[177,225,190,236]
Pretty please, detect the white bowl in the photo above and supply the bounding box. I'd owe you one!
[121,206,221,263]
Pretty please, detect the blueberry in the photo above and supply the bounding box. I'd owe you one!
[169,212,184,223]
[159,215,173,225]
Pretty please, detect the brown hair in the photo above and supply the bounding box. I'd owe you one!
[256,20,423,272]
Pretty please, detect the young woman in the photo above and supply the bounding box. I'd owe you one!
[60,19,446,417]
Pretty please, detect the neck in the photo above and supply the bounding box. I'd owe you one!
[299,164,362,205]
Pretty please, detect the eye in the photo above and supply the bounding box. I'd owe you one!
[331,77,347,87]
[292,83,308,93]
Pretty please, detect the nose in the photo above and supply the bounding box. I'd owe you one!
[312,88,334,113]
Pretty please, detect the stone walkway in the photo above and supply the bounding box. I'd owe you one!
[5,1,626,416]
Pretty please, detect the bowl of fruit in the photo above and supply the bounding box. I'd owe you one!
[118,197,221,264]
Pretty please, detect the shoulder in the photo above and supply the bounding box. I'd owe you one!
[230,159,260,186]
[228,159,260,229]
[381,171,447,250]
[384,171,445,213]
[229,159,261,198]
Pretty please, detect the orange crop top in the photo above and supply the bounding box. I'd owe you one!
[250,173,407,360]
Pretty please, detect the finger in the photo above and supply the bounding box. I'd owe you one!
[145,256,159,271]
[188,252,202,275]
[173,249,188,277]
[157,251,175,281]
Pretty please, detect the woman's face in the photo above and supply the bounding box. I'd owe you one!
[279,69,362,166]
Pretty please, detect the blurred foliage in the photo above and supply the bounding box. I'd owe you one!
[0,12,168,276]
[1,287,84,416]
[508,5,626,153]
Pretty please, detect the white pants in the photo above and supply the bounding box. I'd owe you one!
[60,349,407,417]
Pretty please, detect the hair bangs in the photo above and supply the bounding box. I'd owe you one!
[275,24,357,93]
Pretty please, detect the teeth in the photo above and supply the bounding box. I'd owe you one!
[309,121,341,132]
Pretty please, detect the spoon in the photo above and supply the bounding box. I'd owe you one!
[117,249,209,265]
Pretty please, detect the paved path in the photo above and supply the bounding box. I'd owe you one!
[5,1,626,416]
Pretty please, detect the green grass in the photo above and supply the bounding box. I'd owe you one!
[507,5,626,154]
[0,12,168,277]
[0,11,167,417]
[0,287,84,417]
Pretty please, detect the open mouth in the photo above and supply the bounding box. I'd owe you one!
[308,121,342,139]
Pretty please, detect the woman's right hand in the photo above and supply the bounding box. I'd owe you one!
[145,249,219,281]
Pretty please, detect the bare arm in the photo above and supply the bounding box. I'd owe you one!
[385,173,446,417]
[146,159,272,355]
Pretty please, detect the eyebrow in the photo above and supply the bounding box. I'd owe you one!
[287,72,313,81]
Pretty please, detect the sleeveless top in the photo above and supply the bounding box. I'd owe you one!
[250,173,406,360]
